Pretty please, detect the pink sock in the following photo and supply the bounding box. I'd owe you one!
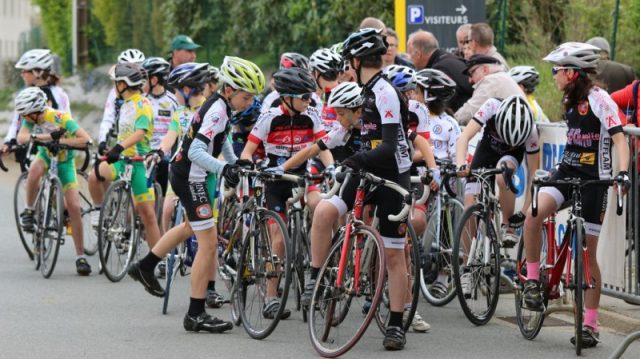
[584,308,598,331]
[526,261,540,281]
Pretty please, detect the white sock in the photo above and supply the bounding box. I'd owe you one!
[436,273,449,284]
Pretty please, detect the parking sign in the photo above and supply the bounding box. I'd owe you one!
[408,5,424,24]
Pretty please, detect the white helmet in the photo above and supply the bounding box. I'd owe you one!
[15,49,54,71]
[382,65,416,93]
[542,42,600,69]
[508,66,540,92]
[495,95,534,147]
[309,48,342,74]
[327,82,364,108]
[15,87,48,115]
[117,48,146,64]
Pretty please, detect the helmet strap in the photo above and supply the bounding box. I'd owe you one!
[178,88,191,104]
[285,97,301,116]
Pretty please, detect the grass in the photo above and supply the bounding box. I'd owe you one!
[0,87,15,112]
[506,58,564,122]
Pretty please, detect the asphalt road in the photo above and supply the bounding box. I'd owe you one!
[0,165,638,359]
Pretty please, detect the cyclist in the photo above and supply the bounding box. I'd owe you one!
[241,66,331,319]
[97,49,145,156]
[455,95,540,292]
[309,48,343,131]
[15,87,93,275]
[230,97,262,158]
[303,28,413,350]
[522,42,630,348]
[142,57,179,198]
[129,56,264,333]
[508,66,549,123]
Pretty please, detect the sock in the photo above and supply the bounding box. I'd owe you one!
[436,273,449,284]
[188,297,205,317]
[310,266,320,281]
[139,251,162,272]
[388,311,403,328]
[207,281,216,292]
[584,308,599,331]
[26,205,33,211]
[526,261,540,281]
[76,255,86,261]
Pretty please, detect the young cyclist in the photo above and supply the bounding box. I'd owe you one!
[304,28,413,350]
[309,48,343,131]
[509,66,549,123]
[142,57,179,198]
[15,87,93,275]
[522,42,630,348]
[88,63,162,256]
[129,56,264,333]
[97,49,145,156]
[241,67,331,319]
[455,95,539,294]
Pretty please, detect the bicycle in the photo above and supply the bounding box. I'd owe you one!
[514,170,623,355]
[94,154,157,282]
[452,163,517,325]
[232,166,293,340]
[420,161,465,306]
[308,169,412,358]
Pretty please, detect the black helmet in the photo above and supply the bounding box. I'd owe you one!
[167,62,210,89]
[342,28,388,59]
[142,57,171,80]
[273,68,317,95]
[279,52,310,71]
[416,69,456,103]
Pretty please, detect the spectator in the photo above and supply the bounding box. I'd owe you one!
[454,24,472,59]
[611,80,639,125]
[384,28,414,68]
[469,23,508,69]
[586,36,635,93]
[454,54,523,125]
[407,30,472,112]
[169,35,201,69]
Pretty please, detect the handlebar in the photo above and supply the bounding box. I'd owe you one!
[0,143,28,172]
[93,153,144,182]
[410,173,431,205]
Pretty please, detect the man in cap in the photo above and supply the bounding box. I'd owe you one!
[169,35,201,69]
[586,36,635,93]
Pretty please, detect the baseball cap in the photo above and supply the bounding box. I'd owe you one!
[171,35,201,51]
[463,54,501,75]
[586,37,610,54]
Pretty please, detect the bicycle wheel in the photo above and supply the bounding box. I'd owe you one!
[236,209,291,340]
[452,204,501,325]
[38,177,64,278]
[77,171,98,256]
[153,181,163,227]
[374,222,419,333]
[514,226,548,340]
[162,248,178,314]
[13,171,33,260]
[289,211,306,315]
[309,225,386,358]
[421,196,464,306]
[218,205,243,326]
[573,219,585,356]
[98,180,138,282]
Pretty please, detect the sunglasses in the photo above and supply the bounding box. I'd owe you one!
[551,66,579,75]
[283,93,313,101]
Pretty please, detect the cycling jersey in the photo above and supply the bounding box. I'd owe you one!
[320,87,338,131]
[319,121,361,162]
[118,92,153,157]
[526,95,549,123]
[349,71,412,175]
[147,90,179,150]
[99,88,123,143]
[248,104,326,173]
[428,112,461,161]
[559,87,623,179]
[22,107,79,163]
[260,90,323,114]
[48,85,72,114]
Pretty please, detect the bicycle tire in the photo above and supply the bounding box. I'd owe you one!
[574,218,585,356]
[514,227,547,340]
[308,224,386,358]
[421,196,464,306]
[162,248,177,314]
[153,181,163,228]
[289,211,306,315]
[77,171,98,256]
[236,209,291,340]
[374,222,420,333]
[39,177,64,278]
[13,171,33,260]
[98,180,138,282]
[452,203,501,325]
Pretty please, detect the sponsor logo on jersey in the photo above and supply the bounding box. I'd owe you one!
[579,152,595,165]
[385,110,393,118]
[433,124,443,135]
[196,204,212,218]
[578,101,589,116]
[159,101,171,109]
[606,115,618,128]
[158,110,171,117]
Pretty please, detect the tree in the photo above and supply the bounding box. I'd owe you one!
[33,0,72,73]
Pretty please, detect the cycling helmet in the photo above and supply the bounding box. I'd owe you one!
[142,57,170,79]
[382,65,416,93]
[167,62,210,89]
[279,52,310,71]
[218,56,265,95]
[542,42,600,69]
[110,62,147,87]
[15,87,48,115]
[273,67,317,95]
[230,97,262,126]
[416,69,456,102]
[330,42,343,57]
[117,48,145,64]
[342,28,387,59]
[15,49,54,71]
[495,95,534,147]
[207,65,219,82]
[309,48,342,74]
[508,66,540,93]
[327,82,364,108]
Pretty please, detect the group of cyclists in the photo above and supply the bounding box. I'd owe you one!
[2,24,633,355]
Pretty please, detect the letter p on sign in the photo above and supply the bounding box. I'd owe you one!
[408,5,424,24]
